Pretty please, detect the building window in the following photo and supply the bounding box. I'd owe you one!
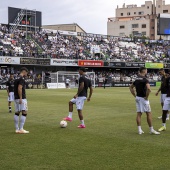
[163,10,168,13]
[152,27,155,29]
[134,12,136,14]
[142,32,146,35]
[158,5,161,8]
[142,24,146,28]
[147,6,149,9]
[127,12,130,15]
[138,11,144,15]
[151,19,154,22]
[132,24,139,28]
[132,31,139,36]
[120,25,125,29]
[151,34,154,36]
[121,13,123,16]
[119,33,125,37]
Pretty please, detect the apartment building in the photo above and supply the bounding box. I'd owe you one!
[107,0,170,40]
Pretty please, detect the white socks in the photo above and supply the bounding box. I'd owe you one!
[14,114,19,130]
[19,115,27,130]
[163,123,166,127]
[68,112,72,118]
[80,120,85,125]
[150,126,154,131]
[138,126,142,132]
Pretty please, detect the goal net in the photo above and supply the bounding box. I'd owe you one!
[49,71,95,89]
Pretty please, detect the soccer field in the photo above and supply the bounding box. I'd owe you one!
[1,87,170,170]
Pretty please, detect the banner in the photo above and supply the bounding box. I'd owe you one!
[47,83,66,89]
[145,63,163,69]
[58,30,77,36]
[78,60,104,67]
[125,63,145,67]
[90,45,100,53]
[20,58,50,65]
[108,62,125,67]
[112,82,156,87]
[112,82,131,87]
[43,29,77,36]
[50,59,78,66]
[156,82,161,87]
[0,57,20,64]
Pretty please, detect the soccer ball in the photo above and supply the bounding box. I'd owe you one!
[60,120,67,128]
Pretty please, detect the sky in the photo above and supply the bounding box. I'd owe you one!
[0,0,168,35]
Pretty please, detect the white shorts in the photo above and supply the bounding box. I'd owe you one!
[160,94,167,103]
[8,92,14,102]
[163,97,170,111]
[14,99,28,112]
[70,96,87,110]
[135,96,151,113]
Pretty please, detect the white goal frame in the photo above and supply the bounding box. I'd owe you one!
[50,71,95,88]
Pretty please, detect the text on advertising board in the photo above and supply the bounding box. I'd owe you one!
[0,57,20,64]
[20,58,50,65]
[78,60,104,67]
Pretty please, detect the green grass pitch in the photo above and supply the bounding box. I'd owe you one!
[1,87,170,170]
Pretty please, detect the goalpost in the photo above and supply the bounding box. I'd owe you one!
[49,71,95,89]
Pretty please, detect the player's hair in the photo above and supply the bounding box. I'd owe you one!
[139,67,147,73]
[20,67,28,73]
[159,68,164,72]
[79,67,86,72]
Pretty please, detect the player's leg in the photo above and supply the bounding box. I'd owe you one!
[135,97,144,134]
[158,94,169,120]
[136,112,144,134]
[166,111,169,120]
[146,112,160,134]
[76,97,86,128]
[158,110,168,131]
[19,99,29,134]
[14,99,20,133]
[142,98,160,134]
[63,99,76,121]
[158,97,170,131]
[8,101,12,113]
[8,92,12,113]
[77,109,85,128]
[158,102,163,119]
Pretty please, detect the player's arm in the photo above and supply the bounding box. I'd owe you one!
[129,84,136,98]
[18,84,23,104]
[6,86,9,96]
[74,82,84,98]
[145,83,151,100]
[155,86,161,96]
[87,86,93,102]
[6,82,9,96]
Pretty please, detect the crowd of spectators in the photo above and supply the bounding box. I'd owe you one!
[0,66,42,86]
[0,24,170,63]
[95,70,162,83]
[0,25,39,57]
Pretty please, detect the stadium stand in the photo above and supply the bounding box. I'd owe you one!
[1,24,170,63]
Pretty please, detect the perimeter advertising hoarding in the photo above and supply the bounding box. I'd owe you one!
[50,59,78,66]
[125,63,145,67]
[108,62,125,67]
[78,60,104,67]
[20,58,50,65]
[0,57,20,64]
[145,63,163,69]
